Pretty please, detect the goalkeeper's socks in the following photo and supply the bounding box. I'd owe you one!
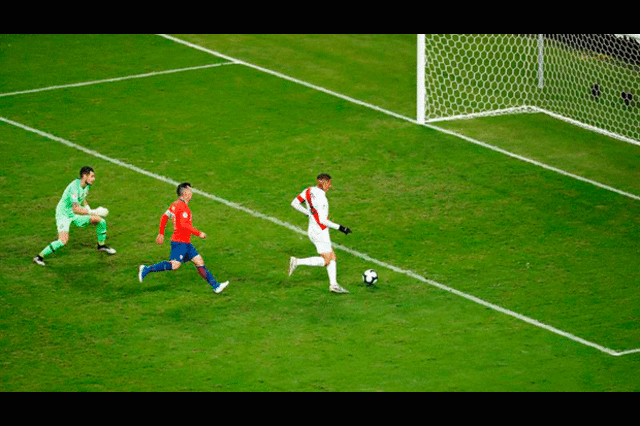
[40,239,65,258]
[96,219,107,244]
[148,260,173,273]
[196,265,219,288]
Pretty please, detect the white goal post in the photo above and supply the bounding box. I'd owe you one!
[417,34,640,145]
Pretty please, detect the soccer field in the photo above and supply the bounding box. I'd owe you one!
[1,34,639,391]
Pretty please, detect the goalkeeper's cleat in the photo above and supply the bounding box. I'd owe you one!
[138,265,148,283]
[33,255,46,266]
[213,281,229,294]
[288,256,297,276]
[330,284,349,294]
[97,244,116,255]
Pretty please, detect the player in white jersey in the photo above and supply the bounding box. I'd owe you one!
[289,173,352,293]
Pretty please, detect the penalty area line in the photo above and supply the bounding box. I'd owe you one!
[0,62,237,98]
[1,115,637,357]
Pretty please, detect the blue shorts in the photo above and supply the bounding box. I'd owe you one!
[170,242,200,263]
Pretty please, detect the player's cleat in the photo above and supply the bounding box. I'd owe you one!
[288,256,297,276]
[213,281,229,294]
[330,284,349,294]
[33,255,46,266]
[97,244,116,255]
[138,265,148,283]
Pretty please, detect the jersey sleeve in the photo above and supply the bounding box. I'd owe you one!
[316,211,340,230]
[291,189,310,216]
[159,203,177,236]
[67,184,81,207]
[158,211,170,235]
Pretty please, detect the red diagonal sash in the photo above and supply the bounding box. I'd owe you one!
[305,187,327,230]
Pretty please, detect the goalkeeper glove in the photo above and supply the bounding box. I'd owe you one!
[339,225,352,235]
[88,206,109,217]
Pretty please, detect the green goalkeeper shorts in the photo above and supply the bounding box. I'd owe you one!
[56,213,92,233]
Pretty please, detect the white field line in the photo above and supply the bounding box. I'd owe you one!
[0,115,635,357]
[0,63,236,98]
[157,34,640,203]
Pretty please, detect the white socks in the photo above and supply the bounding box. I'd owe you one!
[326,260,337,286]
[295,257,338,286]
[296,256,325,267]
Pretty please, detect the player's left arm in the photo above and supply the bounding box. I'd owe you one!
[176,208,205,239]
[316,210,351,235]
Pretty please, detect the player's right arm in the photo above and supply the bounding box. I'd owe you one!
[291,190,310,217]
[72,203,91,215]
[156,207,172,244]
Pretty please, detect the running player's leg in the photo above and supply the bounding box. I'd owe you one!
[314,235,347,293]
[289,255,325,275]
[34,216,72,265]
[315,250,347,293]
[321,251,343,290]
[294,231,347,293]
[138,242,183,282]
[191,250,228,293]
[289,231,329,275]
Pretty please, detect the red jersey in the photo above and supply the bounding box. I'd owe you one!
[158,199,203,243]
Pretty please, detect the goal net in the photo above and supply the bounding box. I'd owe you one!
[417,34,640,144]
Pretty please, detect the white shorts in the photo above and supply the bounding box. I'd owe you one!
[308,229,332,254]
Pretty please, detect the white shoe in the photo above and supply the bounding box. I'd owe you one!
[97,244,116,255]
[288,256,297,276]
[138,265,146,283]
[214,281,229,294]
[33,256,46,266]
[330,284,349,294]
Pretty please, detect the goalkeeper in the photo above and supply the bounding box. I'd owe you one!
[33,166,116,266]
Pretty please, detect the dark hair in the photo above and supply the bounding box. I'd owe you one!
[177,182,191,196]
[79,166,94,178]
[316,173,332,181]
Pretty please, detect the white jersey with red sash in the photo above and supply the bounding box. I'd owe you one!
[293,186,340,236]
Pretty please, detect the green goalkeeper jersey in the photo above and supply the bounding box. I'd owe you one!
[56,179,90,218]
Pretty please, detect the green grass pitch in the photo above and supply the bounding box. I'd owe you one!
[1,34,639,391]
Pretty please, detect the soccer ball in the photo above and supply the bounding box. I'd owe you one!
[362,269,378,286]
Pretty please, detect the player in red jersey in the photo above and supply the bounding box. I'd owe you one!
[138,182,229,293]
